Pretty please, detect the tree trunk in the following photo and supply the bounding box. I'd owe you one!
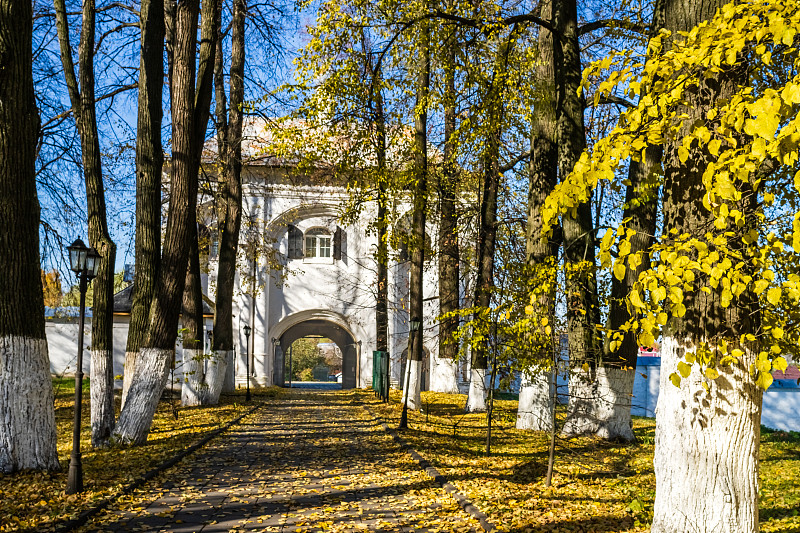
[406,15,430,412]
[114,0,201,445]
[180,221,206,405]
[362,32,389,360]
[213,0,244,396]
[181,348,204,406]
[596,149,660,442]
[652,1,761,529]
[436,5,460,394]
[375,106,389,356]
[554,0,602,438]
[595,0,665,443]
[517,370,552,431]
[518,0,559,431]
[0,0,60,472]
[466,36,514,413]
[175,0,222,406]
[124,0,165,407]
[54,0,117,448]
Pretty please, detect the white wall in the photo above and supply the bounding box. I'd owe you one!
[46,315,211,390]
[632,358,800,432]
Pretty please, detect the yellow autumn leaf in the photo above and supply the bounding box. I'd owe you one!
[772,356,789,373]
[756,371,774,390]
[613,261,626,281]
[754,279,769,295]
[767,287,781,306]
[757,352,772,373]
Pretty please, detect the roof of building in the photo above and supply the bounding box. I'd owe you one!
[112,284,214,317]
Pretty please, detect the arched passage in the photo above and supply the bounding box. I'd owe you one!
[270,313,359,389]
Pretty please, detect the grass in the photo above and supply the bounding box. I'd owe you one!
[363,388,800,533]
[0,378,284,532]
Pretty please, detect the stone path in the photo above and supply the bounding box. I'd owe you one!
[78,390,481,532]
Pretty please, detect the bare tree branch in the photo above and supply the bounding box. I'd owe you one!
[40,82,137,130]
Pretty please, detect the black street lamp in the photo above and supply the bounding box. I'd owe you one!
[243,324,251,402]
[66,238,101,495]
[399,316,420,430]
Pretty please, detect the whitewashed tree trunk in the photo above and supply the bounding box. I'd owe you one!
[203,350,229,405]
[120,350,139,410]
[465,368,487,412]
[112,347,173,445]
[593,366,635,441]
[90,349,115,446]
[561,366,599,437]
[222,349,235,393]
[516,370,552,431]
[181,349,228,407]
[405,359,422,411]
[652,336,761,533]
[430,352,460,394]
[561,366,637,440]
[181,348,204,406]
[0,337,60,472]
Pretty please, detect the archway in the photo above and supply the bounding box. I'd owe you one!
[271,315,358,389]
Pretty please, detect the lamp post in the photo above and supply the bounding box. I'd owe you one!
[66,239,101,495]
[243,324,251,402]
[399,316,420,430]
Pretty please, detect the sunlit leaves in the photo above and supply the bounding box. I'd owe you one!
[539,0,800,390]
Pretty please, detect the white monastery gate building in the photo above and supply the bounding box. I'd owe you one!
[202,120,462,393]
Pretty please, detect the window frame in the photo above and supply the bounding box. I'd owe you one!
[303,228,333,264]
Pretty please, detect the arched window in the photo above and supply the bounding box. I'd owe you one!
[286,224,344,261]
[304,228,331,258]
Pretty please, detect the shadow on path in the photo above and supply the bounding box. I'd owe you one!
[77,389,481,533]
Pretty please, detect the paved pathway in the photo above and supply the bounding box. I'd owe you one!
[79,390,481,533]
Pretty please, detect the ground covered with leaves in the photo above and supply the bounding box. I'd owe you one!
[365,389,800,533]
[74,390,480,533]
[0,378,278,532]
[3,385,799,532]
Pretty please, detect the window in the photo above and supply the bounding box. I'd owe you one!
[304,228,331,258]
[210,232,219,259]
[287,224,344,262]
